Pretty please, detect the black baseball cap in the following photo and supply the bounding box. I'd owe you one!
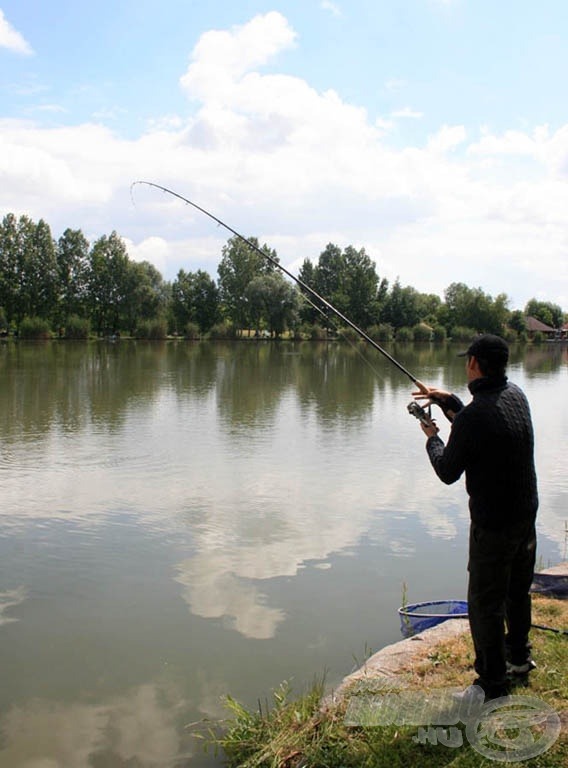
[458,334,509,364]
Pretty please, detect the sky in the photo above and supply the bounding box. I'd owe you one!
[1,0,567,311]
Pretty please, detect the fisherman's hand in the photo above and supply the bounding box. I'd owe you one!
[412,386,461,423]
[420,419,439,438]
[412,385,452,404]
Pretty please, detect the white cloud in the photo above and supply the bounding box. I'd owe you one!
[321,0,342,17]
[0,9,33,55]
[427,124,467,153]
[180,11,296,102]
[391,106,424,120]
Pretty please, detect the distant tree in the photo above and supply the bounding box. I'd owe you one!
[343,245,381,327]
[524,299,563,328]
[26,218,58,324]
[313,243,348,315]
[191,270,220,333]
[87,232,130,335]
[0,215,58,329]
[245,273,299,337]
[509,309,527,333]
[297,258,318,324]
[171,268,219,334]
[217,236,278,333]
[417,292,442,325]
[56,228,90,328]
[0,213,21,327]
[381,279,421,328]
[123,260,170,335]
[171,269,193,333]
[443,282,509,335]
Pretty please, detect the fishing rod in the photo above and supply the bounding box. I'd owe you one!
[131,181,428,394]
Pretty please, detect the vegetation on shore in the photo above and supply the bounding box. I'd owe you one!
[1,212,566,342]
[199,595,568,767]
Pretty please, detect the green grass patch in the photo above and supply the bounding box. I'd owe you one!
[198,595,568,767]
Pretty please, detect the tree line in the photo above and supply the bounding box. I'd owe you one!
[0,212,565,340]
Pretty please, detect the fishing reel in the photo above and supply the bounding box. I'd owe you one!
[407,400,434,427]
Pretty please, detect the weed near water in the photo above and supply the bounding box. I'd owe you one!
[200,595,568,767]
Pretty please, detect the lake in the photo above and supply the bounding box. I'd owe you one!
[0,340,566,767]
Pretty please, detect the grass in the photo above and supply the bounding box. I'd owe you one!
[198,595,568,767]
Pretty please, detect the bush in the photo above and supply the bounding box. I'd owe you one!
[185,322,200,340]
[64,315,90,339]
[309,324,327,340]
[532,331,545,345]
[412,323,433,342]
[502,327,518,343]
[432,325,447,342]
[134,319,167,339]
[338,326,361,343]
[396,326,414,342]
[367,323,393,342]
[19,316,51,340]
[450,326,477,342]
[208,322,237,340]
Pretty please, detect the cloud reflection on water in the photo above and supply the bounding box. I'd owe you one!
[0,681,195,768]
[0,587,27,626]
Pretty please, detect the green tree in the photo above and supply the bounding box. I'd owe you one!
[382,279,421,328]
[343,245,381,328]
[297,258,319,324]
[171,269,193,333]
[171,269,219,334]
[313,243,348,315]
[26,218,58,324]
[417,292,442,325]
[123,260,170,335]
[87,231,130,335]
[0,215,58,329]
[443,282,509,335]
[190,270,220,333]
[245,273,299,337]
[509,310,527,334]
[217,236,277,334]
[0,213,21,327]
[524,299,563,328]
[56,228,90,329]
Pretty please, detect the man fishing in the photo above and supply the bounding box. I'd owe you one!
[413,334,538,701]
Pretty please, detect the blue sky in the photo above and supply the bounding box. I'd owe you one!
[1,1,567,310]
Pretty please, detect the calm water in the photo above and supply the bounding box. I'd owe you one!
[0,340,566,767]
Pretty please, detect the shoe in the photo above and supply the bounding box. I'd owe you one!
[452,682,508,708]
[506,659,537,676]
[452,684,487,705]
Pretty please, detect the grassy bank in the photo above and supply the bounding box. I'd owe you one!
[201,595,567,767]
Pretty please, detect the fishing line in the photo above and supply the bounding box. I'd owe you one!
[130,181,426,392]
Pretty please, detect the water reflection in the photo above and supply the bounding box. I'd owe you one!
[0,588,27,626]
[0,340,565,767]
[0,681,194,768]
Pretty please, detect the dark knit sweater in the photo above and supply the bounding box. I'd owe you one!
[426,376,538,530]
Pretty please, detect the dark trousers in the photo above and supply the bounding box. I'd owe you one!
[467,518,536,694]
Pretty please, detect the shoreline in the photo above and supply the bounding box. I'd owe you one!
[330,561,568,706]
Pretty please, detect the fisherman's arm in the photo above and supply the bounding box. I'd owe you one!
[421,412,470,485]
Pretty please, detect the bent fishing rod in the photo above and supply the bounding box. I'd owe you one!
[131,181,428,394]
